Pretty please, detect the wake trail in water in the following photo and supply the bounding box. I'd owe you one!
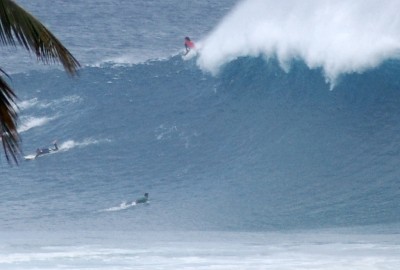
[58,138,111,151]
[23,138,111,160]
[100,201,137,212]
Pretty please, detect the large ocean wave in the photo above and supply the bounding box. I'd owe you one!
[2,51,399,231]
[1,1,399,269]
[197,0,400,85]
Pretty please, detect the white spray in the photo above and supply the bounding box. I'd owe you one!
[197,0,400,84]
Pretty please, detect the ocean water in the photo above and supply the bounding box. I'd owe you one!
[1,0,400,269]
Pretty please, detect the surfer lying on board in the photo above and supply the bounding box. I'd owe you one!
[35,141,59,158]
[135,193,149,204]
[184,37,195,56]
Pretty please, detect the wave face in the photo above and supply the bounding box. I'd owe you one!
[198,0,400,84]
[2,54,399,231]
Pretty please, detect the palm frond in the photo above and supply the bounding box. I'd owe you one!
[0,0,80,74]
[0,0,81,164]
[0,71,20,164]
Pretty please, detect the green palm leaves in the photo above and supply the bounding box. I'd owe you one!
[0,0,80,164]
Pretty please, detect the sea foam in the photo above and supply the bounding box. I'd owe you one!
[197,0,400,83]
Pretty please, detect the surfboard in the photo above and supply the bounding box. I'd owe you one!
[24,154,36,161]
[182,49,197,60]
[24,150,53,160]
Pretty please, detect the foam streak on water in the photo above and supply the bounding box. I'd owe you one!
[0,231,399,270]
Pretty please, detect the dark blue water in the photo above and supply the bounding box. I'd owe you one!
[2,55,399,232]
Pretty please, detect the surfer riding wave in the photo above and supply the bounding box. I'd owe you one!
[183,37,195,56]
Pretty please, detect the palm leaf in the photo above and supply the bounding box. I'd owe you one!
[0,77,20,163]
[0,0,80,74]
[0,0,81,164]
[0,69,20,164]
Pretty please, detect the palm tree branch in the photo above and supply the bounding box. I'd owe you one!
[0,0,80,74]
[0,72,20,164]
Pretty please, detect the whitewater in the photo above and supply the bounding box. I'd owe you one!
[0,0,399,269]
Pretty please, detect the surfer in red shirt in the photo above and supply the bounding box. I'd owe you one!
[184,36,195,55]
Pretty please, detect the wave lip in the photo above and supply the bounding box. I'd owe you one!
[197,0,400,83]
